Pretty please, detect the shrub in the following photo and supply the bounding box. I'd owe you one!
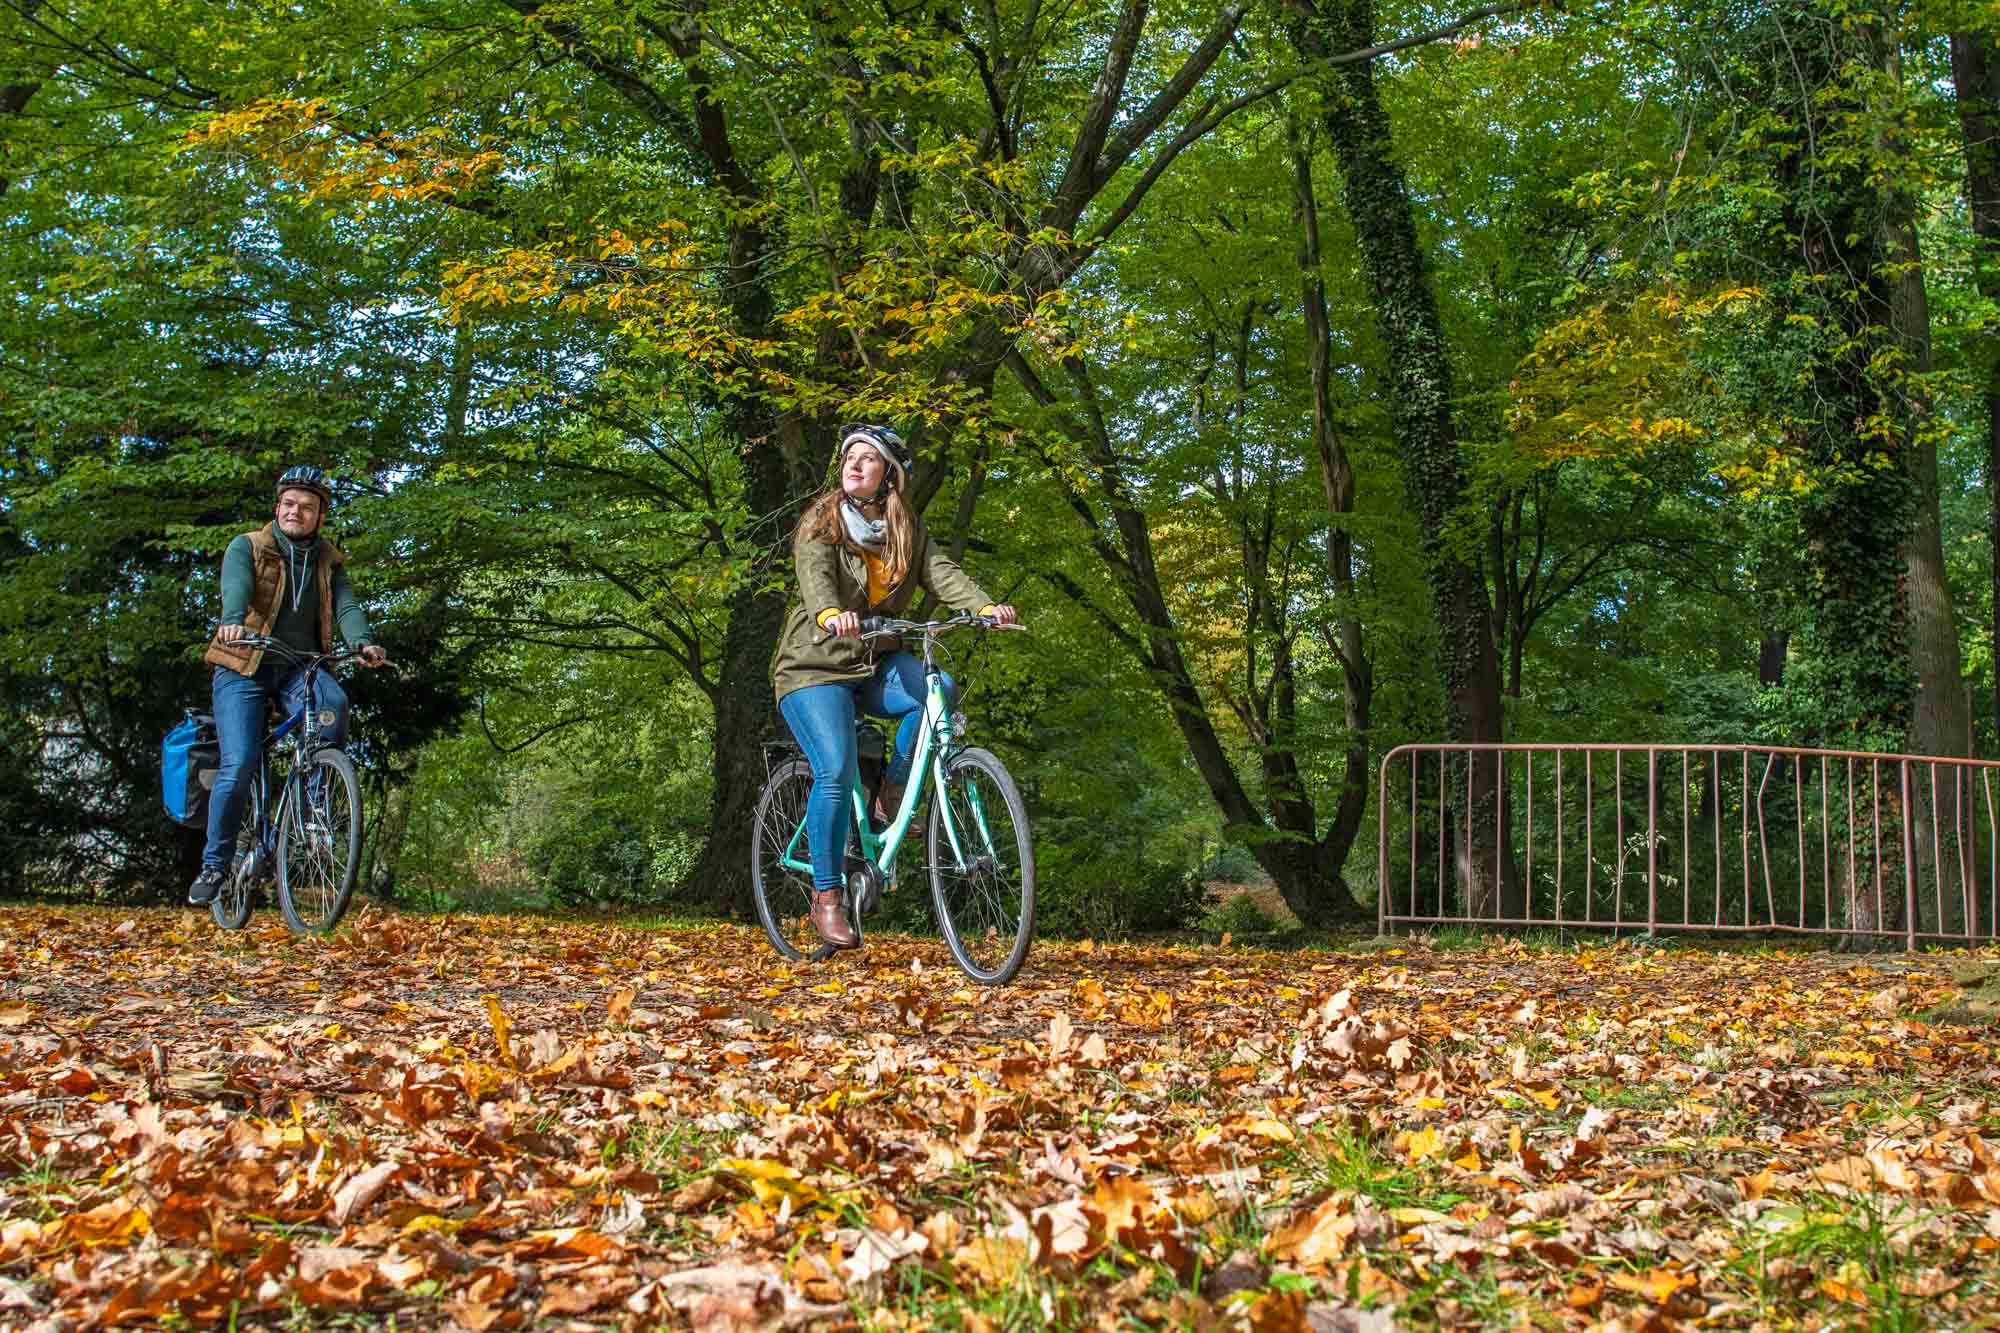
[1200,892,1279,936]
[1197,841,1264,884]
[1031,838,1206,937]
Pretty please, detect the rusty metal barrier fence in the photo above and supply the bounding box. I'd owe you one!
[1375,744,2000,946]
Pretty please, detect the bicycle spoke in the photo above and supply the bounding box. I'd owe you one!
[279,751,359,934]
[928,750,1034,984]
[752,760,822,960]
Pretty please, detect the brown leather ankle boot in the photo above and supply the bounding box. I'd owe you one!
[871,781,905,828]
[811,889,857,947]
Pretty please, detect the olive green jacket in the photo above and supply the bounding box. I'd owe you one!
[771,517,991,701]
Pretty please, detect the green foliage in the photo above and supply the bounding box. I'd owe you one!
[1200,892,1281,937]
[6,0,1998,917]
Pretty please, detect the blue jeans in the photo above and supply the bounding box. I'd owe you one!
[777,653,956,891]
[202,664,349,870]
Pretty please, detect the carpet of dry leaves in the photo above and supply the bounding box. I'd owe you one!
[2,905,1998,1331]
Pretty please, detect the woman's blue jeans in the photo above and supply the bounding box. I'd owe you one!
[777,653,956,891]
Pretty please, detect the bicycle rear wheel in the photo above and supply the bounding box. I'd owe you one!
[751,757,826,960]
[211,776,260,932]
[277,748,361,935]
[927,746,1034,985]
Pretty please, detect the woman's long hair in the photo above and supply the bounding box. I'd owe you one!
[798,483,915,588]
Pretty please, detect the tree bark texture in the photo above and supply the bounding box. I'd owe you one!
[1954,29,2000,749]
[1747,7,1916,935]
[1291,114,1375,912]
[1284,0,1517,918]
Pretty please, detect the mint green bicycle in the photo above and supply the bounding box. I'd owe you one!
[750,613,1036,985]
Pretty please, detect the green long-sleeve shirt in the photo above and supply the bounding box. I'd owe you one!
[218,529,371,659]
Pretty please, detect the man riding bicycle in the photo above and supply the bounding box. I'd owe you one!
[187,465,390,907]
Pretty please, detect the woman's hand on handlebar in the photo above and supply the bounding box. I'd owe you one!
[984,604,1019,627]
[217,623,251,643]
[358,644,392,668]
[827,611,863,639]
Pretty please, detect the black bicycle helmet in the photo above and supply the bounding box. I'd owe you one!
[275,464,334,508]
[836,424,912,501]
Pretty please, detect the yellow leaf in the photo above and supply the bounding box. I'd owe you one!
[1403,1126,1443,1162]
[720,1158,826,1211]
[485,994,515,1067]
[1241,1118,1295,1143]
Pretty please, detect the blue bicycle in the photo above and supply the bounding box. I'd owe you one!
[210,637,367,935]
[750,613,1036,984]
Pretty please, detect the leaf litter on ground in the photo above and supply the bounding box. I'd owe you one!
[1,906,1998,1329]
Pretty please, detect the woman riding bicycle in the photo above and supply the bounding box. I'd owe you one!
[771,425,1017,948]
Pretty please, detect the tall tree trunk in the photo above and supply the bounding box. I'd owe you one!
[1746,7,1916,939]
[1285,0,1516,918]
[1954,29,2000,753]
[1291,111,1375,902]
[682,410,806,915]
[1885,31,1969,807]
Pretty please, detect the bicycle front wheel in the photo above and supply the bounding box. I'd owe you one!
[927,746,1034,985]
[212,776,260,932]
[277,748,361,935]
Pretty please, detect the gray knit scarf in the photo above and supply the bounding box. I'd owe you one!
[840,499,887,550]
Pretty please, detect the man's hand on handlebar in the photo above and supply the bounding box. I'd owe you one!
[214,626,392,667]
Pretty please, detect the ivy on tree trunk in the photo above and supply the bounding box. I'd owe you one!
[1284,0,1518,918]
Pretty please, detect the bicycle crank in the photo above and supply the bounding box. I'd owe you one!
[846,862,885,919]
[232,845,269,891]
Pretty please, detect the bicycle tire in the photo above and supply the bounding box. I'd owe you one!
[750,757,826,960]
[277,748,361,935]
[927,746,1035,985]
[211,778,259,932]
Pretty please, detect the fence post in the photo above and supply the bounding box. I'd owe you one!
[1376,751,1389,938]
[1901,759,1917,952]
[1647,748,1658,933]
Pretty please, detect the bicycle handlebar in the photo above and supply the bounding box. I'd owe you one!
[815,611,1026,645]
[224,635,390,671]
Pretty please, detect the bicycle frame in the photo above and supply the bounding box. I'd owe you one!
[233,645,350,867]
[776,627,1001,886]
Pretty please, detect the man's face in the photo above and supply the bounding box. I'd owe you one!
[274,488,324,539]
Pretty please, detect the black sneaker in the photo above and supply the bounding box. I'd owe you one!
[187,867,224,906]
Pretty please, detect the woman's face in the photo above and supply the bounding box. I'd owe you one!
[841,443,887,502]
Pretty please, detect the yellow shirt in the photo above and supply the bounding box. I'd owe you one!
[816,549,996,628]
[819,550,893,628]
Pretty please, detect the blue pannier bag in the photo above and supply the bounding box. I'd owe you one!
[161,712,220,828]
